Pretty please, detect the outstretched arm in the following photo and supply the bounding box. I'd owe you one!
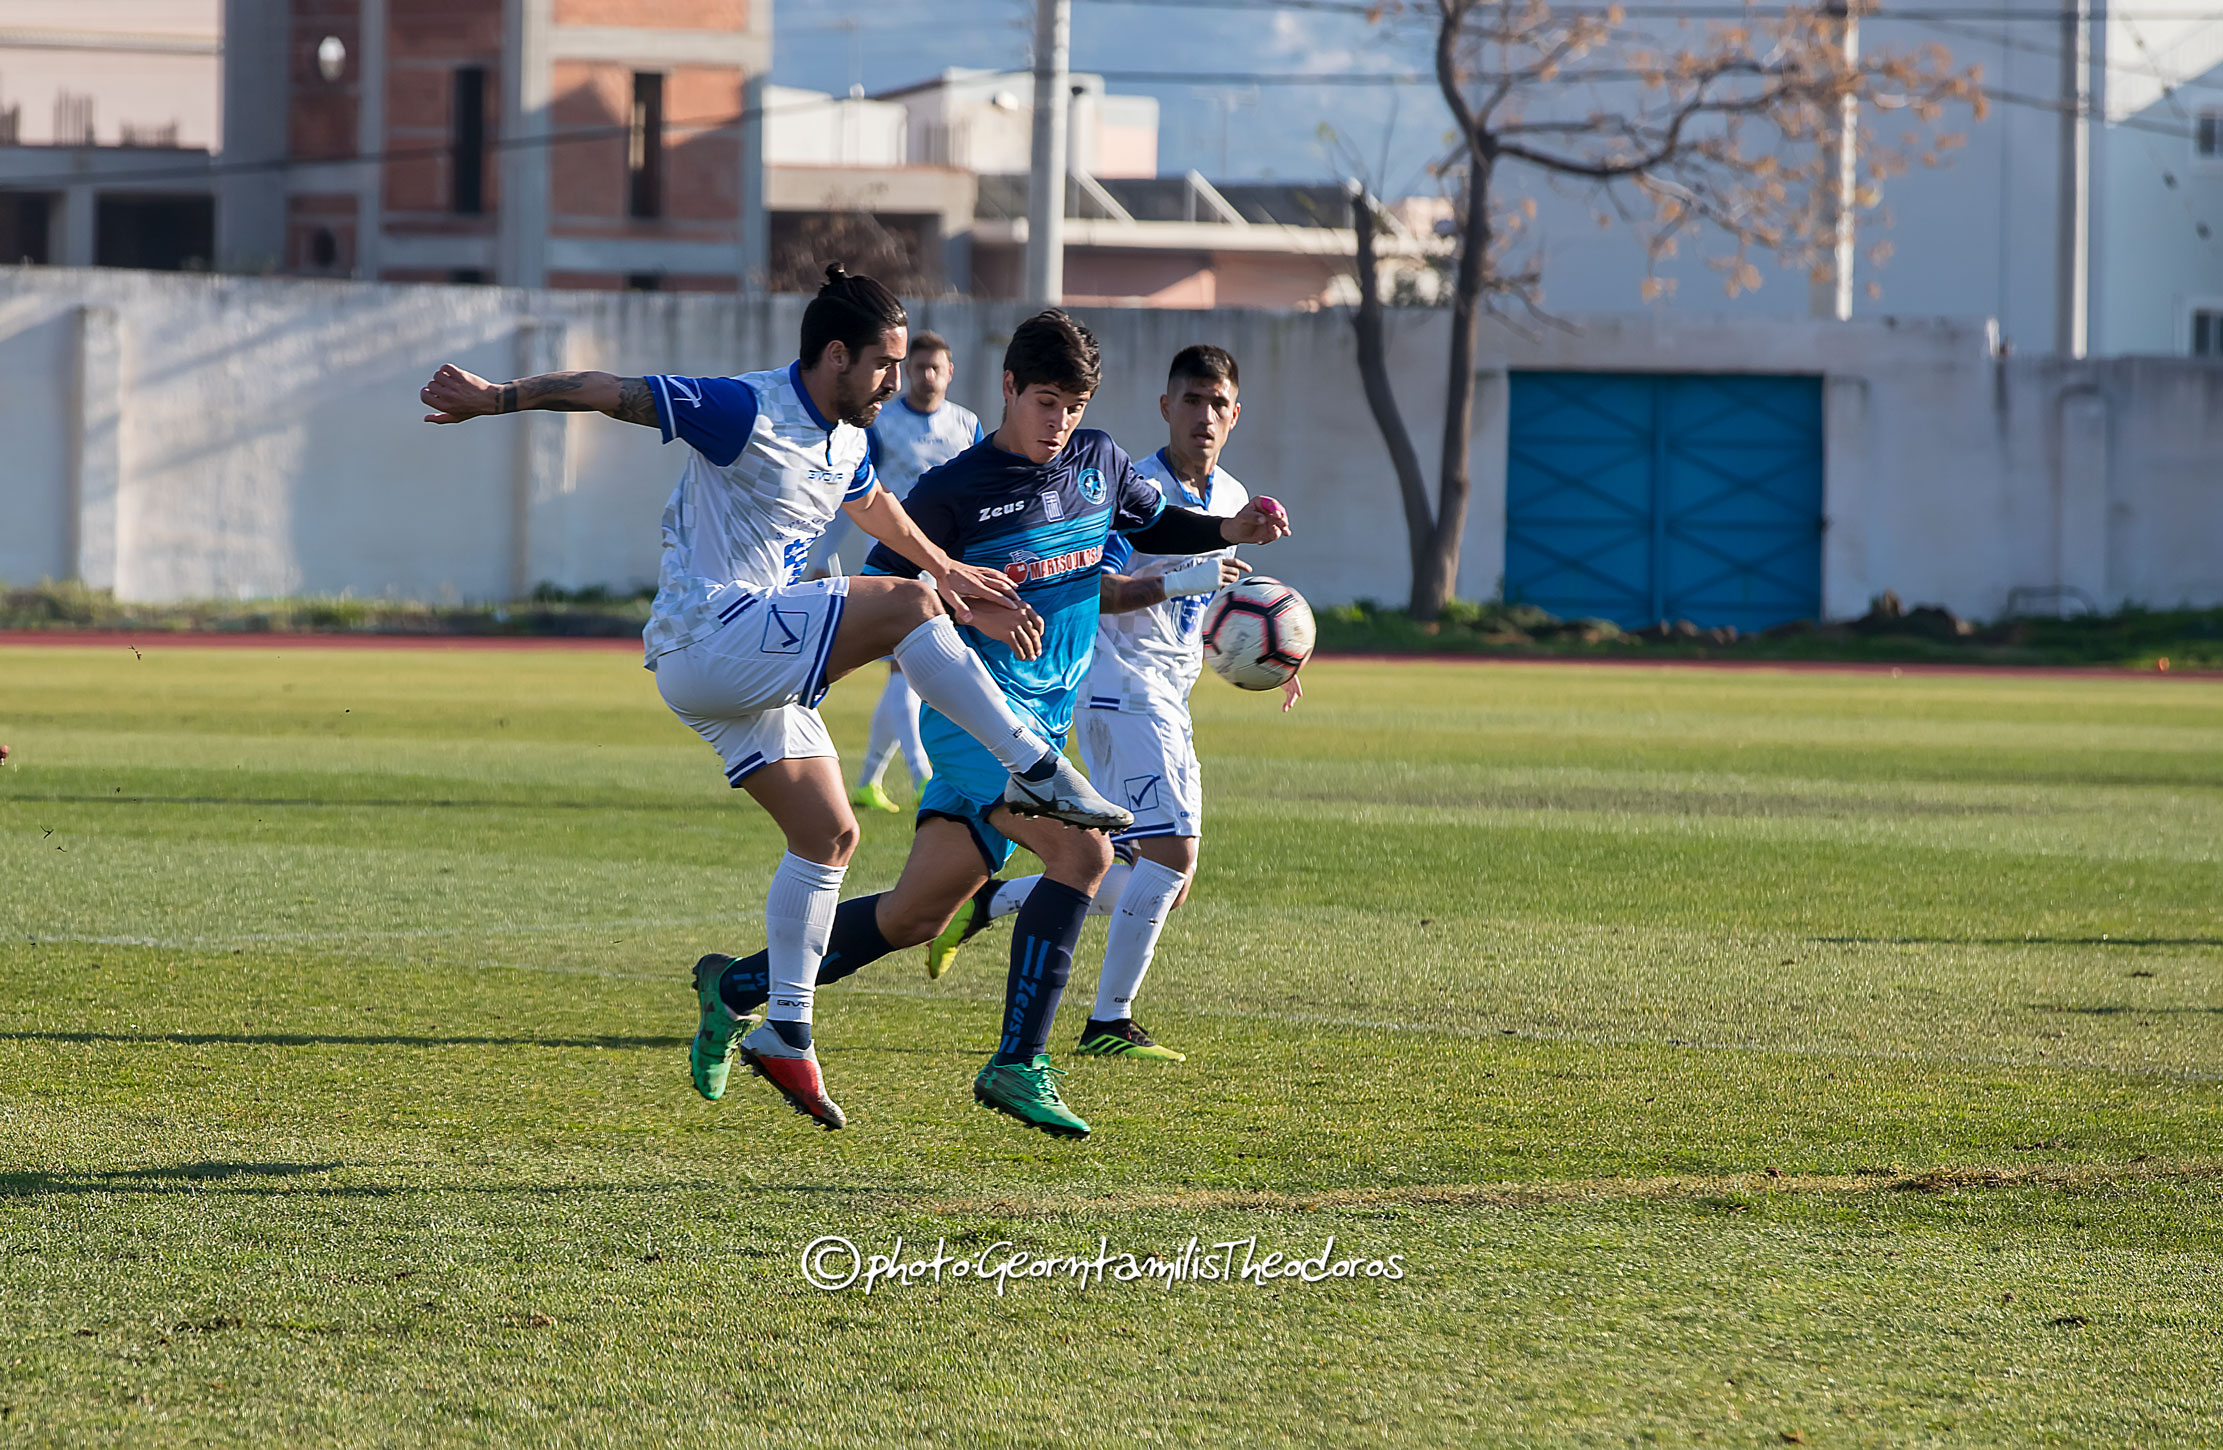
[1099,556,1251,614]
[1122,496,1292,555]
[842,484,1026,620]
[420,365,658,426]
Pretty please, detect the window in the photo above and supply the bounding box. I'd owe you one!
[625,272,663,291]
[452,67,486,215]
[449,268,488,285]
[2199,112,2223,162]
[628,72,665,220]
[2193,307,2223,358]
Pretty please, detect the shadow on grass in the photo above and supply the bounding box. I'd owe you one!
[0,1030,687,1051]
[2030,1004,2223,1016]
[0,1161,871,1200]
[1811,936,2223,948]
[9,794,684,813]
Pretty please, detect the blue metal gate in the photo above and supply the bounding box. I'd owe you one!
[1504,373,1823,632]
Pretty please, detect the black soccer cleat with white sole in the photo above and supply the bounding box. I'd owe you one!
[1002,755,1133,833]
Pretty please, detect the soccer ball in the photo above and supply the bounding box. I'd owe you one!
[1203,577,1315,690]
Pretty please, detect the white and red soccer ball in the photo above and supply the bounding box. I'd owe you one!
[1203,576,1315,690]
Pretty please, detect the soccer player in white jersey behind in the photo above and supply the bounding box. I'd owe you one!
[847,332,984,817]
[924,344,1299,1063]
[416,265,1133,1132]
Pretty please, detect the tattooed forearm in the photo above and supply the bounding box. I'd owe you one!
[510,372,602,412]
[612,376,657,427]
[1099,573,1168,615]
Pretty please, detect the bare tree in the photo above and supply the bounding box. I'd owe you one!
[1351,0,1985,620]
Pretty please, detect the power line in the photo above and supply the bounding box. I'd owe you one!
[1912,13,2223,95]
[1097,64,2201,138]
[1077,0,2223,20]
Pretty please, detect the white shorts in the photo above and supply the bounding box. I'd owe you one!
[1079,702,1202,845]
[653,577,849,787]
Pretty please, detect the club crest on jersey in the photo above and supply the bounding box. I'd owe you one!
[1041,491,1065,521]
[1003,543,1104,584]
[1077,467,1105,504]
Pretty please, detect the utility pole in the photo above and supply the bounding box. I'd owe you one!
[1810,0,1858,321]
[1024,0,1070,306]
[2055,0,2093,356]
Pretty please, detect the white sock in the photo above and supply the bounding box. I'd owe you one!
[857,671,913,790]
[890,617,1049,774]
[893,673,931,785]
[990,861,1127,921]
[764,852,847,1036]
[1092,858,1187,1021]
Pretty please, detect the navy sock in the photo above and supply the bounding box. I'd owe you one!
[1018,749,1061,782]
[717,894,894,1016]
[992,879,1092,1065]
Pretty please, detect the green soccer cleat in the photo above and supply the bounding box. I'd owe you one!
[850,781,901,815]
[689,953,751,1102]
[924,887,997,980]
[973,1055,1090,1138]
[1075,1017,1186,1063]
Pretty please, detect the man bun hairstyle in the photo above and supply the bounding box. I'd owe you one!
[1003,309,1102,396]
[1168,343,1239,393]
[800,263,907,368]
[910,330,952,361]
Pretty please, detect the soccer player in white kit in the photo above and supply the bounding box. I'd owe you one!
[846,332,985,816]
[923,344,1299,1063]
[417,265,1132,1131]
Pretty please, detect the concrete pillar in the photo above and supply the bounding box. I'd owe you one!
[355,0,387,281]
[2055,385,2110,609]
[70,306,124,592]
[1459,368,1510,602]
[737,73,768,293]
[509,319,569,597]
[59,186,96,267]
[218,0,289,273]
[499,0,552,289]
[1819,374,1872,620]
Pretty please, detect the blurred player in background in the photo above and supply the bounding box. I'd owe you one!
[847,332,984,816]
[925,345,1299,1063]
[418,266,1133,1133]
[695,313,1292,1139]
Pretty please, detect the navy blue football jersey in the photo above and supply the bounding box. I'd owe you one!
[862,429,1165,738]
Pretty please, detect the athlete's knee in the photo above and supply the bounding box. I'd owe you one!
[787,816,860,868]
[876,890,955,947]
[1041,829,1114,890]
[894,575,942,625]
[1171,876,1194,911]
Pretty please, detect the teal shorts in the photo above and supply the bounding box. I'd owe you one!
[916,709,1062,874]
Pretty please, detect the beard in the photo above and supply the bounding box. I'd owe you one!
[834,366,890,428]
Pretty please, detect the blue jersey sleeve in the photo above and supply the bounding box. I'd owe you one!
[1101,532,1135,575]
[848,451,878,501]
[972,418,988,444]
[645,375,759,467]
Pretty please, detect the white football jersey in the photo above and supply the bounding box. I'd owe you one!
[1086,449,1248,715]
[641,362,877,665]
[868,395,984,499]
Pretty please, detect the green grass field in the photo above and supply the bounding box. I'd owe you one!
[3,645,2220,1447]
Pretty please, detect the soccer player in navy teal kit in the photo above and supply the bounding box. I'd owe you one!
[697,310,1291,1137]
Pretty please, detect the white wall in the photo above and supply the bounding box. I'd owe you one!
[1,265,2218,619]
[2096,55,2223,357]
